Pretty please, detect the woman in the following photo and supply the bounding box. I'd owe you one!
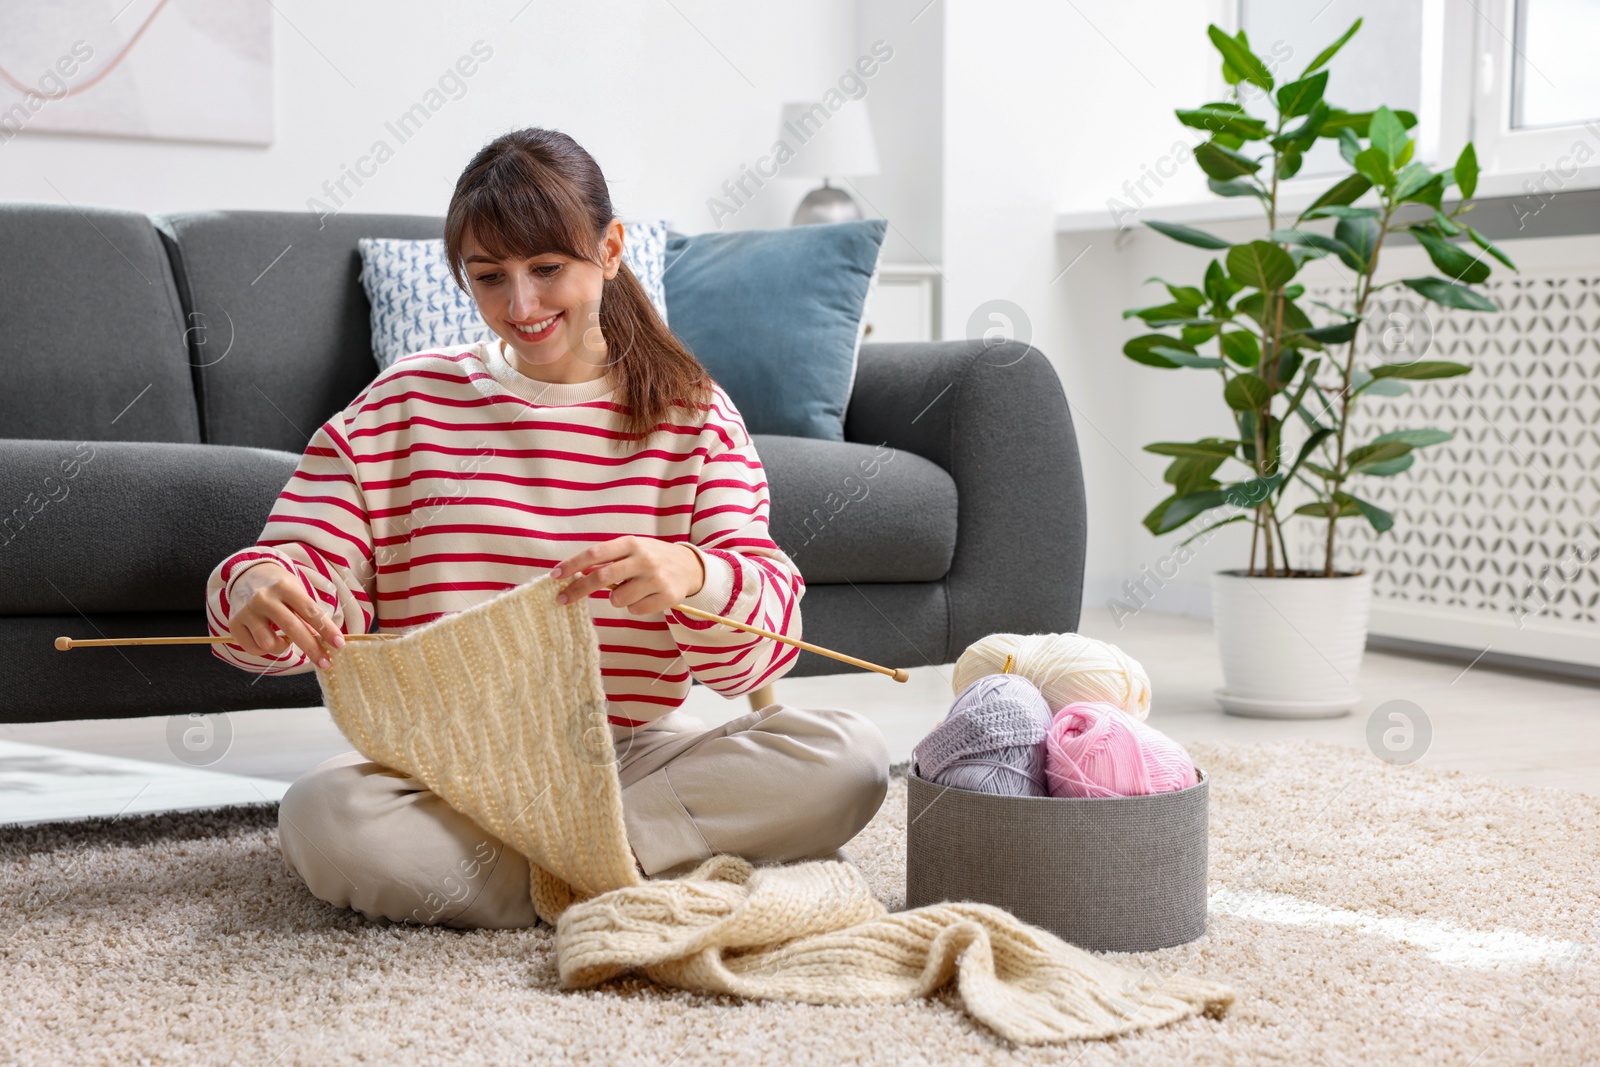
[206,128,889,928]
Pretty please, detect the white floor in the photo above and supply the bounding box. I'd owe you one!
[3,606,1597,827]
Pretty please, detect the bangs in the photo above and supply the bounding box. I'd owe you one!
[446,152,602,283]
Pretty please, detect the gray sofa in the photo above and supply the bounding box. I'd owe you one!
[0,204,1086,724]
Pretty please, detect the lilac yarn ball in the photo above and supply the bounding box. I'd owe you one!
[912,674,1053,796]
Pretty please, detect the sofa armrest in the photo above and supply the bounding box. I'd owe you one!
[844,340,1087,658]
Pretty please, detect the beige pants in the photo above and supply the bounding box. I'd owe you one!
[275,703,890,929]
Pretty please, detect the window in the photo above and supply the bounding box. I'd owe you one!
[1511,0,1600,128]
[1237,0,1444,174]
[1230,0,1600,201]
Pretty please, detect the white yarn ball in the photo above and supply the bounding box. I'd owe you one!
[952,632,1153,721]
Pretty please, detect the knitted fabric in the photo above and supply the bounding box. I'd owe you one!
[313,575,1233,1045]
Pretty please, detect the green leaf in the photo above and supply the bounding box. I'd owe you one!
[1276,71,1328,118]
[1302,204,1380,221]
[1144,488,1228,534]
[1153,280,1207,308]
[1347,440,1413,472]
[1301,18,1362,77]
[1368,107,1409,162]
[1227,240,1299,290]
[1144,219,1233,250]
[1401,174,1445,209]
[1466,226,1517,271]
[1222,474,1286,510]
[1144,440,1240,458]
[1127,302,1213,326]
[1335,215,1380,271]
[1178,513,1252,546]
[1455,142,1479,199]
[1220,330,1261,367]
[1165,454,1227,495]
[1352,494,1395,533]
[1393,162,1435,201]
[1410,229,1491,284]
[1338,127,1362,164]
[1285,243,1328,268]
[1224,373,1271,412]
[1369,360,1472,380]
[1285,426,1334,487]
[1432,209,1462,236]
[1294,499,1354,519]
[1208,177,1266,199]
[1373,428,1452,447]
[1195,140,1263,180]
[1296,320,1361,344]
[1402,276,1498,312]
[1351,369,1412,397]
[1204,259,1239,306]
[1276,347,1304,387]
[1320,108,1417,138]
[1359,453,1415,476]
[1301,174,1372,218]
[1270,227,1362,271]
[1353,146,1394,188]
[1275,101,1331,148]
[1175,107,1270,139]
[1302,463,1343,483]
[1153,347,1225,369]
[1277,148,1305,180]
[1182,322,1220,346]
[1237,291,1314,334]
[1123,333,1189,368]
[1207,24,1274,90]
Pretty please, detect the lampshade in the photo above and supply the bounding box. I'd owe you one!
[777,99,880,179]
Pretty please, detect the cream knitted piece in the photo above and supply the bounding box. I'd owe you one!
[313,575,1233,1045]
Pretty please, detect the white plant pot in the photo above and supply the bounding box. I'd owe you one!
[1211,569,1373,718]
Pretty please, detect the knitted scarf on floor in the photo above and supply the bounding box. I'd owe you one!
[312,576,1232,1046]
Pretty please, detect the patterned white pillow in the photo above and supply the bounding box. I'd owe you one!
[358,218,672,371]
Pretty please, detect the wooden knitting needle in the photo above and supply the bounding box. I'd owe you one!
[668,604,909,682]
[53,633,396,649]
[53,604,910,682]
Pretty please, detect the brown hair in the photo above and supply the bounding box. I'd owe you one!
[444,128,712,445]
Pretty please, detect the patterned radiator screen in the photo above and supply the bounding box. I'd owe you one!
[1303,265,1600,670]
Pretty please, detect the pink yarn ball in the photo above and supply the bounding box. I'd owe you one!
[1044,701,1197,799]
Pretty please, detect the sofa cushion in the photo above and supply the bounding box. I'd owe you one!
[755,435,956,583]
[0,203,199,443]
[665,220,886,441]
[355,220,673,371]
[154,210,446,452]
[0,439,298,614]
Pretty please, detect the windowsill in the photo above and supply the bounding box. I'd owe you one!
[1056,165,1600,240]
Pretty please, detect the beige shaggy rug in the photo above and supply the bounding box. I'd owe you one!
[3,740,1597,1066]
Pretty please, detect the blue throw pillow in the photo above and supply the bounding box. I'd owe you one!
[664,219,887,441]
[358,219,671,371]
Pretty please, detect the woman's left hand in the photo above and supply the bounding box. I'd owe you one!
[552,536,706,615]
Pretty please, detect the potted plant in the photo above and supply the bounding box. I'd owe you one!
[1124,19,1514,717]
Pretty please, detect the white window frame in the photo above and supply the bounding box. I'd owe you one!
[1464,0,1600,199]
[1223,0,1600,202]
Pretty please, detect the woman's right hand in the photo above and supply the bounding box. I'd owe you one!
[228,562,347,669]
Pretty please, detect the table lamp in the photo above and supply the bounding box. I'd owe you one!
[778,99,880,226]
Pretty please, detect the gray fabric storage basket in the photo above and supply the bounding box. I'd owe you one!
[905,767,1209,952]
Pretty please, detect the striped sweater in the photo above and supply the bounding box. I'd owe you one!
[205,339,804,736]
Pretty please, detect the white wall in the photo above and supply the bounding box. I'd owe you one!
[0,0,860,234]
[851,0,943,265]
[941,0,1232,624]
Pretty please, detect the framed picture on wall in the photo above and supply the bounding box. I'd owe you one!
[0,0,272,146]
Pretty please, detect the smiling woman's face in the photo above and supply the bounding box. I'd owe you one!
[461,218,625,383]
